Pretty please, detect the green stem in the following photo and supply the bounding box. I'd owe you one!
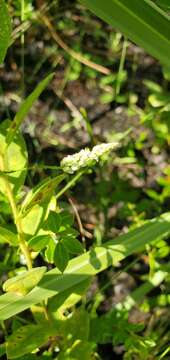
[55,170,84,201]
[0,154,32,270]
[21,0,25,98]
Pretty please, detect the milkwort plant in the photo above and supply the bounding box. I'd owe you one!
[0,0,170,359]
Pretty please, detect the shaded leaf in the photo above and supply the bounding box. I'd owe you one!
[0,226,18,246]
[21,174,65,215]
[6,324,55,359]
[54,241,69,272]
[45,211,61,233]
[63,237,84,254]
[28,234,52,252]
[79,0,170,68]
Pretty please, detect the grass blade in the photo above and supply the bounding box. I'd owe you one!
[79,0,170,68]
[6,73,54,145]
[0,0,11,63]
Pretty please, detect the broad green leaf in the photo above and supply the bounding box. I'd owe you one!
[6,324,55,359]
[21,174,65,215]
[63,237,84,254]
[0,120,28,196]
[65,340,94,360]
[45,211,61,232]
[0,213,170,320]
[0,226,18,246]
[48,278,91,312]
[21,204,45,237]
[28,234,52,251]
[79,0,170,68]
[3,267,46,295]
[0,0,11,63]
[7,73,54,145]
[54,241,69,272]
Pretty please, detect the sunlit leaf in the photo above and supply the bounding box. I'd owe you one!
[3,267,47,295]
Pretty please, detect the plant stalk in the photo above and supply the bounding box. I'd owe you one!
[0,154,32,270]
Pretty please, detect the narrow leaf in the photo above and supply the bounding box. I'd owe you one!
[21,174,65,215]
[79,0,170,68]
[0,226,18,246]
[0,0,11,63]
[3,267,47,295]
[7,73,54,145]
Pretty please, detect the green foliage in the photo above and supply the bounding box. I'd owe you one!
[7,73,54,145]
[79,0,170,68]
[0,0,170,359]
[0,0,11,63]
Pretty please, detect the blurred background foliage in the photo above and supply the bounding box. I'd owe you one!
[0,0,170,359]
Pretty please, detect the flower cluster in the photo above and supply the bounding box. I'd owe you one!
[61,142,119,174]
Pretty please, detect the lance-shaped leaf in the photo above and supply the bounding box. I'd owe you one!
[0,213,170,320]
[0,226,18,246]
[3,267,47,295]
[7,73,54,145]
[0,0,11,63]
[21,174,65,215]
[79,0,170,68]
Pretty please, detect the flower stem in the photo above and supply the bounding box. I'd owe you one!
[55,170,84,201]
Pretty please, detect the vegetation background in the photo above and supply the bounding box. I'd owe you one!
[0,0,170,359]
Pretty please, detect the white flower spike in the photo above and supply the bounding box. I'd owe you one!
[61,142,119,174]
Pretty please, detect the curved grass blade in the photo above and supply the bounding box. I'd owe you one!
[0,213,170,320]
[6,73,54,145]
[79,0,170,68]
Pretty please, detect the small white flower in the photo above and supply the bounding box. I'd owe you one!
[61,142,119,174]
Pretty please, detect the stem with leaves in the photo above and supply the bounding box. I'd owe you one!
[0,153,32,270]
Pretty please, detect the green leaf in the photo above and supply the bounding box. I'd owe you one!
[48,278,91,312]
[6,324,55,359]
[3,267,47,295]
[21,204,45,237]
[45,211,61,233]
[7,73,54,145]
[60,210,74,229]
[79,0,170,68]
[21,174,65,215]
[63,237,84,254]
[28,234,52,252]
[45,237,56,263]
[54,241,69,272]
[155,0,170,10]
[0,120,28,196]
[0,226,18,246]
[0,0,11,63]
[0,213,170,320]
[66,340,94,360]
